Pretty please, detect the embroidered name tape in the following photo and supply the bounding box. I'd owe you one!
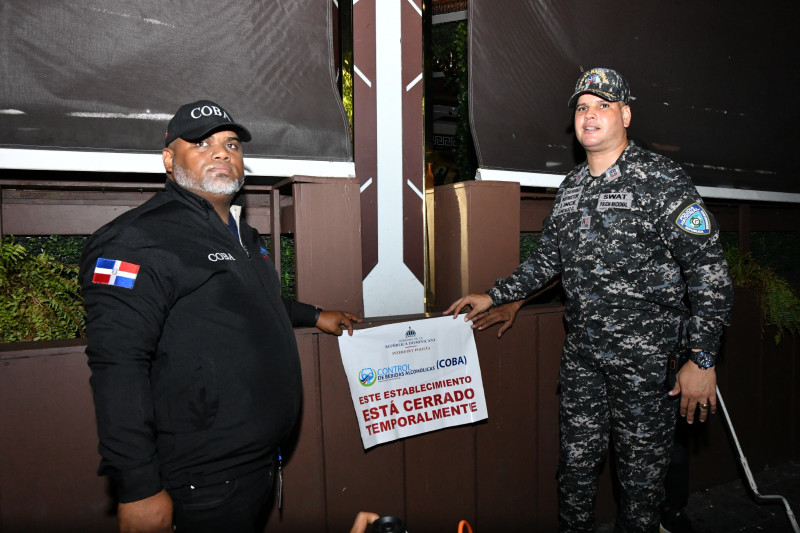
[596,192,633,211]
[554,186,583,215]
[92,257,140,289]
[675,203,711,235]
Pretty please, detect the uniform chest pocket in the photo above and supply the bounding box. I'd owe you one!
[596,208,655,264]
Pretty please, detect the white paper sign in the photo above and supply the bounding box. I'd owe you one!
[338,315,488,449]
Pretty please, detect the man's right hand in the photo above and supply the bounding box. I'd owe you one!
[443,293,494,322]
[118,489,173,533]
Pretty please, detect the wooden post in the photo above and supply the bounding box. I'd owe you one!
[432,180,521,311]
[738,204,751,253]
[290,177,363,313]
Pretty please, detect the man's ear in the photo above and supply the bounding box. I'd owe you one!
[622,105,632,128]
[162,147,174,176]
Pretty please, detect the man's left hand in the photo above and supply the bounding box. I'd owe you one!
[316,310,362,336]
[471,300,524,338]
[670,361,717,424]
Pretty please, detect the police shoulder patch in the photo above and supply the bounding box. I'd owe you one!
[675,203,710,235]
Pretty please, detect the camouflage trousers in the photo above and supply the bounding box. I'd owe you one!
[557,339,677,533]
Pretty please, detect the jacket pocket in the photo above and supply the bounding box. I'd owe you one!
[157,357,220,433]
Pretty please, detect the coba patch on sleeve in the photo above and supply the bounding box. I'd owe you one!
[675,203,711,235]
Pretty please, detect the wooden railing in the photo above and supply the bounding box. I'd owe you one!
[1,178,798,530]
[1,297,797,531]
[0,176,363,313]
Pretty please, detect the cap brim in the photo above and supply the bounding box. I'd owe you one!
[166,123,252,146]
[567,89,622,108]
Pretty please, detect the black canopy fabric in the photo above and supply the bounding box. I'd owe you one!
[469,0,798,194]
[0,1,351,162]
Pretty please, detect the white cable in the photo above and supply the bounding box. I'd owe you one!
[716,385,799,533]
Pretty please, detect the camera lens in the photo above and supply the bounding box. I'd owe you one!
[370,515,406,533]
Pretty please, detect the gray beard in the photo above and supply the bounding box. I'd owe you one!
[173,163,244,196]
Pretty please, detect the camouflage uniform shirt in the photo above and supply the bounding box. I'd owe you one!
[488,141,733,356]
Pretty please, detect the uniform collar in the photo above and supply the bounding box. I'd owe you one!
[164,178,236,220]
[599,141,639,181]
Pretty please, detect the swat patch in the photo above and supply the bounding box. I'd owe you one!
[596,192,633,211]
[675,203,711,235]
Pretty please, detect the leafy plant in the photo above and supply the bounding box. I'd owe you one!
[726,245,800,344]
[0,239,86,342]
[262,235,296,300]
[520,232,541,263]
[341,50,354,143]
[11,235,87,264]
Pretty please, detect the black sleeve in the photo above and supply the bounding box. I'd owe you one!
[80,226,174,503]
[283,298,319,327]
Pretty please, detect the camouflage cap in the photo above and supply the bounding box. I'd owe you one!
[568,68,631,108]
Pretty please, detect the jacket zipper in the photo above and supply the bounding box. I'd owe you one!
[229,205,251,259]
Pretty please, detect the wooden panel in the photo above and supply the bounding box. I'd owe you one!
[474,309,547,529]
[718,291,764,470]
[266,333,327,532]
[317,332,406,531]
[292,179,364,314]
[757,323,797,466]
[3,203,142,235]
[520,194,556,232]
[0,186,276,236]
[690,290,760,488]
[433,181,520,312]
[749,204,800,232]
[1,299,796,530]
[707,201,800,233]
[353,0,378,279]
[405,425,476,532]
[535,310,565,528]
[0,344,116,532]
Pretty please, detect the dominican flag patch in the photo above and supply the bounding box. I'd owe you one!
[92,258,140,289]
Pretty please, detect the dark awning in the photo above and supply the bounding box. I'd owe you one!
[0,1,351,166]
[469,0,799,195]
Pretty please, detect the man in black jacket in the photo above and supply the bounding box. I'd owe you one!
[80,100,360,533]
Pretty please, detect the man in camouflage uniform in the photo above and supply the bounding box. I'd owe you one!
[446,68,733,532]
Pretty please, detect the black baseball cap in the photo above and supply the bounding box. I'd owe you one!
[164,100,252,147]
[568,68,632,108]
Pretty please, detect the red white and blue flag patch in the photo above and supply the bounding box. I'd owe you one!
[92,258,140,289]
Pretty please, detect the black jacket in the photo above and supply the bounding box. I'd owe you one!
[80,180,317,503]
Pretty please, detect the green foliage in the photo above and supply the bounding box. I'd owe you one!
[342,50,354,142]
[726,245,800,344]
[263,235,296,300]
[520,232,541,263]
[750,231,800,292]
[12,235,87,264]
[519,232,563,304]
[0,239,86,342]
